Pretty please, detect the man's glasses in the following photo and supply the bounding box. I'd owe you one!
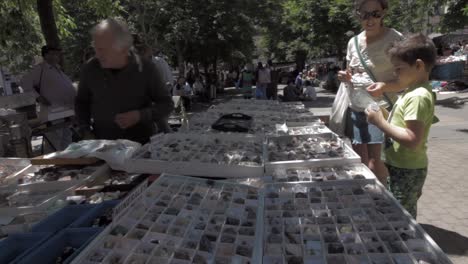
[358,10,383,20]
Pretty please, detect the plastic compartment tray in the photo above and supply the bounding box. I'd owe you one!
[126,133,264,178]
[264,133,361,175]
[71,174,264,264]
[0,180,79,216]
[70,200,120,228]
[15,163,109,189]
[261,180,452,264]
[31,203,99,233]
[0,158,31,186]
[18,227,104,264]
[0,232,51,263]
[269,163,377,183]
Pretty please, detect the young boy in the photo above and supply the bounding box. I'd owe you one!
[366,34,437,218]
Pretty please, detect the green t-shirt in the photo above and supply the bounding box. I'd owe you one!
[384,82,435,169]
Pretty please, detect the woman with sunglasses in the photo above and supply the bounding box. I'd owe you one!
[337,0,403,186]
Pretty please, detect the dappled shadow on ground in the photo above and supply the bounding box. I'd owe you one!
[435,97,468,109]
[420,224,468,256]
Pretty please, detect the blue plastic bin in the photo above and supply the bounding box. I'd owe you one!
[31,204,97,233]
[0,232,50,263]
[431,61,464,80]
[70,200,120,228]
[17,228,103,264]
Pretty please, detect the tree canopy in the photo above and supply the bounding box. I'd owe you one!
[1,0,467,77]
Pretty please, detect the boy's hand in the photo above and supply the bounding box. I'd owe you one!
[115,110,141,129]
[365,106,385,127]
[367,82,385,97]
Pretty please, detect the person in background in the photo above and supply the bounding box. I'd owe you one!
[192,77,204,97]
[303,80,317,101]
[281,80,302,102]
[337,0,403,185]
[239,64,255,99]
[267,59,279,100]
[75,18,174,144]
[21,45,76,150]
[173,77,192,111]
[135,39,174,133]
[366,34,437,218]
[295,72,303,90]
[256,62,270,100]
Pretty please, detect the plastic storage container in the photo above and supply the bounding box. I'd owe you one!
[70,200,120,228]
[0,232,50,263]
[431,61,464,80]
[18,228,103,264]
[31,204,97,233]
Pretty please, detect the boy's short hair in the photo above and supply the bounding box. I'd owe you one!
[387,33,437,71]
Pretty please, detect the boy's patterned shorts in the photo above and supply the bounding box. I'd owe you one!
[386,164,428,219]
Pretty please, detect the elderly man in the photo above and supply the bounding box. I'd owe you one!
[75,18,174,144]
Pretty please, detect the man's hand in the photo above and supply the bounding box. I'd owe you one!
[365,106,385,127]
[367,82,386,97]
[337,70,351,82]
[115,110,141,129]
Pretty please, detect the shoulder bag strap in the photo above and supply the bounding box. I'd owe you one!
[353,36,394,109]
[35,64,45,94]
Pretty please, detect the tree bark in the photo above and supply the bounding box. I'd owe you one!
[37,0,60,49]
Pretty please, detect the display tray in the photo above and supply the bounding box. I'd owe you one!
[12,163,107,188]
[0,158,31,185]
[71,174,263,264]
[126,133,264,178]
[260,180,452,264]
[0,180,78,215]
[264,134,361,174]
[269,163,376,183]
[72,175,451,264]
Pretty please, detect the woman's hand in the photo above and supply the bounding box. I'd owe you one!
[337,70,352,82]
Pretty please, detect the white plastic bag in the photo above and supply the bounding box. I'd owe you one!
[50,140,141,170]
[329,82,350,136]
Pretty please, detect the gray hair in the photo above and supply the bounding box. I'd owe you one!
[92,18,133,50]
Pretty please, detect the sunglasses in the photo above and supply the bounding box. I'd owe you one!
[358,10,383,20]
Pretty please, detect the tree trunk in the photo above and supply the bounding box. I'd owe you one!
[37,0,60,48]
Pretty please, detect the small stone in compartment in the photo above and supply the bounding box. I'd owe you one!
[193,254,208,264]
[174,249,191,260]
[241,221,254,227]
[287,256,303,264]
[285,244,302,256]
[238,227,255,236]
[233,198,245,204]
[199,235,214,253]
[246,207,257,219]
[336,216,351,224]
[285,233,299,244]
[295,192,307,198]
[223,227,237,235]
[182,240,197,249]
[136,222,151,230]
[310,197,321,203]
[236,246,252,257]
[327,243,344,254]
[164,208,179,216]
[88,251,106,262]
[226,217,240,226]
[267,234,282,244]
[220,235,236,243]
[110,225,129,236]
[55,246,76,264]
[267,192,279,199]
